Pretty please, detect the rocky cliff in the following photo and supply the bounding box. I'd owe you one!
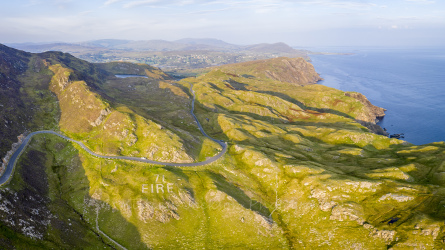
[345,92,388,135]
[345,91,386,122]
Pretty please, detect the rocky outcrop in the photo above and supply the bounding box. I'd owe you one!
[137,190,195,223]
[137,200,180,223]
[330,202,365,225]
[90,108,112,127]
[345,92,385,122]
[364,223,397,244]
[345,92,388,135]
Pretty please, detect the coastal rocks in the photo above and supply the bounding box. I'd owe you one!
[390,133,405,139]
[361,122,389,136]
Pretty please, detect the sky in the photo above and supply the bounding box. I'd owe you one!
[1,0,444,47]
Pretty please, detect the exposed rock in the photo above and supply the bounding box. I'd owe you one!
[137,200,155,223]
[310,189,337,211]
[378,193,414,202]
[363,223,396,244]
[345,92,388,135]
[330,202,365,225]
[206,190,227,203]
[345,92,385,122]
[90,108,111,127]
[137,199,180,223]
[154,203,180,223]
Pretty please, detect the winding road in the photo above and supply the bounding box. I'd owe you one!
[0,83,227,186]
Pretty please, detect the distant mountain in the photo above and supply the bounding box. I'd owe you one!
[113,39,206,51]
[8,42,108,54]
[78,39,131,48]
[9,39,302,54]
[243,42,297,54]
[174,38,239,50]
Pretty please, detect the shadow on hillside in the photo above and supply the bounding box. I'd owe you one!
[257,90,353,119]
[190,81,445,240]
[207,171,272,219]
[232,131,445,227]
[256,90,387,135]
[1,134,148,249]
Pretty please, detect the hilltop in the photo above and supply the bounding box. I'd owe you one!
[0,44,445,249]
[216,57,323,85]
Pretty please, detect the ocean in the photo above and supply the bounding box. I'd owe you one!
[309,47,445,145]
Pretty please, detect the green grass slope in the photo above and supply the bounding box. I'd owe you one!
[169,63,445,249]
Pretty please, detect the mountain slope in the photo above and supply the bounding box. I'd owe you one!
[0,44,219,248]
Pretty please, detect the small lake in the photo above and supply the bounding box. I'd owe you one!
[115,74,148,78]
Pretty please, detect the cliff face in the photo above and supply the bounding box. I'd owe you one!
[345,92,387,135]
[345,92,386,122]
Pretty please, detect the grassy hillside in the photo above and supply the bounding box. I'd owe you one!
[170,61,445,249]
[1,44,445,249]
[47,62,208,162]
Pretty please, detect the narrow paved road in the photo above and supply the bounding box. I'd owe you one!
[0,83,227,186]
[96,208,128,250]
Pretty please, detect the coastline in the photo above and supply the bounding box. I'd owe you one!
[309,48,445,145]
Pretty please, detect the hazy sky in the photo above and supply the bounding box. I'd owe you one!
[1,0,444,47]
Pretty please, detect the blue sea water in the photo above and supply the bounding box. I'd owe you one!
[309,47,445,145]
